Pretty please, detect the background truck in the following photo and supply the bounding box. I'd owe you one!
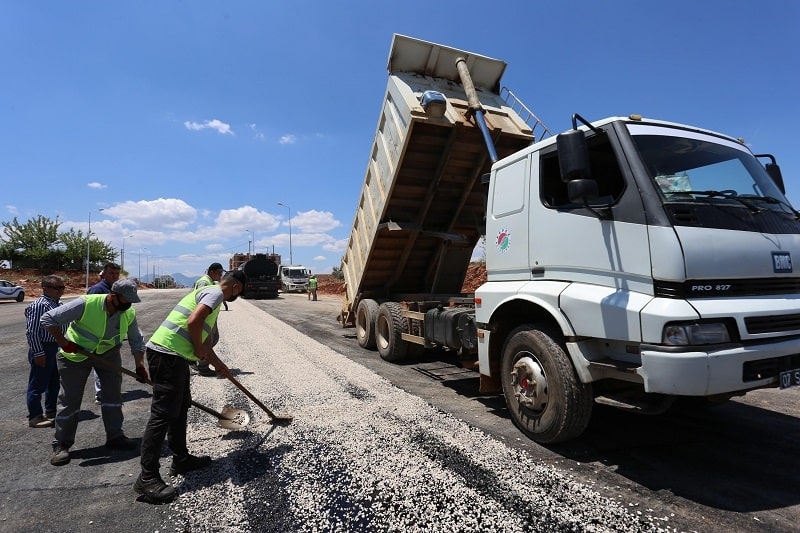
[280,265,310,293]
[339,34,800,444]
[233,253,281,299]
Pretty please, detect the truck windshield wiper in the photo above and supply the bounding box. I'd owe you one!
[737,195,800,219]
[671,190,764,214]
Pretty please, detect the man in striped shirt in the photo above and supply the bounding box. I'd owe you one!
[24,275,67,428]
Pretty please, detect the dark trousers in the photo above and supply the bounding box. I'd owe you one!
[139,348,191,477]
[26,343,60,419]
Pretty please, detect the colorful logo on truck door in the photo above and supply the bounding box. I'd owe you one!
[496,229,511,254]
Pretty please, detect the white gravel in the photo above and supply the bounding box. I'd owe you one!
[157,300,677,532]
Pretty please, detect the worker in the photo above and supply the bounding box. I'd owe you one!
[134,270,246,504]
[24,275,66,428]
[192,262,226,376]
[42,278,148,466]
[308,273,318,301]
[87,262,121,404]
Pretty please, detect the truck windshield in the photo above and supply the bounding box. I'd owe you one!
[287,269,306,277]
[629,125,794,215]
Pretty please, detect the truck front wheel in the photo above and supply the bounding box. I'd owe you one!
[501,324,592,444]
[376,302,408,363]
[356,299,379,350]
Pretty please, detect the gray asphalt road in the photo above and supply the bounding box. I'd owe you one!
[249,292,800,533]
[1,290,799,532]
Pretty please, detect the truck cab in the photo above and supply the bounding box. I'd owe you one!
[477,114,800,442]
[280,266,310,292]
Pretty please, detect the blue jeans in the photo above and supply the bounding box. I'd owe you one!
[27,343,60,419]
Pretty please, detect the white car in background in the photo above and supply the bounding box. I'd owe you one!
[0,280,25,302]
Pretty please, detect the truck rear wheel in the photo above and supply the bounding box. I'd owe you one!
[501,324,592,444]
[376,302,408,363]
[356,299,379,350]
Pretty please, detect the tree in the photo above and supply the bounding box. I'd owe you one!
[331,265,344,279]
[0,215,114,270]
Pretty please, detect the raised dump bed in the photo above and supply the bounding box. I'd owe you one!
[340,34,537,326]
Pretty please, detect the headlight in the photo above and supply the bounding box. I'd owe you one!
[662,322,731,346]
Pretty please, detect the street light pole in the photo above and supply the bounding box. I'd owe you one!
[277,202,292,264]
[138,247,147,281]
[85,208,105,289]
[121,234,133,273]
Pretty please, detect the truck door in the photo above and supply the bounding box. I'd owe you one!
[529,128,653,341]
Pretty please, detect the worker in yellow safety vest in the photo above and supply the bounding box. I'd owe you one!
[134,270,246,504]
[41,278,147,467]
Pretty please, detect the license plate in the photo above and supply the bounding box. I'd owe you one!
[779,368,800,389]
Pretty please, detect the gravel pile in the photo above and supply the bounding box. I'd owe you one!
[157,302,677,532]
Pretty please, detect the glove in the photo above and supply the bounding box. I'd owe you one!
[135,365,149,383]
[62,341,80,354]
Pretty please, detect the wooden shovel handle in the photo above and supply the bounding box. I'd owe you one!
[226,374,284,420]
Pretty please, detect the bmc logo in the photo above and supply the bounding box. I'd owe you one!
[772,252,792,274]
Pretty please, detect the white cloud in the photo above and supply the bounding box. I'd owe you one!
[313,255,326,261]
[101,198,198,230]
[184,119,234,135]
[248,123,266,141]
[87,182,107,189]
[6,205,18,215]
[279,134,296,145]
[291,210,341,233]
[322,238,348,253]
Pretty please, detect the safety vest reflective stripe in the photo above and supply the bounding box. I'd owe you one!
[62,294,133,362]
[150,288,220,361]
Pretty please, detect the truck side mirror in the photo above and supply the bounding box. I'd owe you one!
[755,154,785,194]
[557,129,591,182]
[567,179,599,204]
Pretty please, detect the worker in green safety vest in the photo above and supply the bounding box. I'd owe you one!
[134,270,246,504]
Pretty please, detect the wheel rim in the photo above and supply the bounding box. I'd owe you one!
[376,316,389,350]
[510,354,548,412]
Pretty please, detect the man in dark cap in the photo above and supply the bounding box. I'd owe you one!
[135,271,245,503]
[41,278,148,466]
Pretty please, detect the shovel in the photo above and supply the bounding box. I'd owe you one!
[226,374,293,424]
[76,348,250,430]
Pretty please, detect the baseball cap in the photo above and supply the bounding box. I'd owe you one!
[111,278,141,303]
[208,262,225,272]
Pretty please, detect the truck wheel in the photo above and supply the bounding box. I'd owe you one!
[356,299,379,350]
[376,302,408,363]
[501,324,592,444]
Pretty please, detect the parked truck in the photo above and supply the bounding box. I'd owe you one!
[236,253,281,299]
[280,265,311,293]
[339,34,800,444]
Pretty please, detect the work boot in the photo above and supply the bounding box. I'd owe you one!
[29,415,54,428]
[134,474,176,504]
[105,434,139,450]
[50,444,70,466]
[169,454,212,476]
[44,411,56,420]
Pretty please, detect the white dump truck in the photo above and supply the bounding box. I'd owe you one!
[339,34,800,443]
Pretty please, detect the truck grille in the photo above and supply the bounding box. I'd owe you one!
[654,278,800,298]
[745,313,800,334]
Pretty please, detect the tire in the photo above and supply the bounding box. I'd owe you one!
[500,324,592,444]
[356,299,379,350]
[375,302,409,363]
[16,291,24,302]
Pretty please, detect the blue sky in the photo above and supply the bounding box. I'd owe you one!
[1,1,797,279]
